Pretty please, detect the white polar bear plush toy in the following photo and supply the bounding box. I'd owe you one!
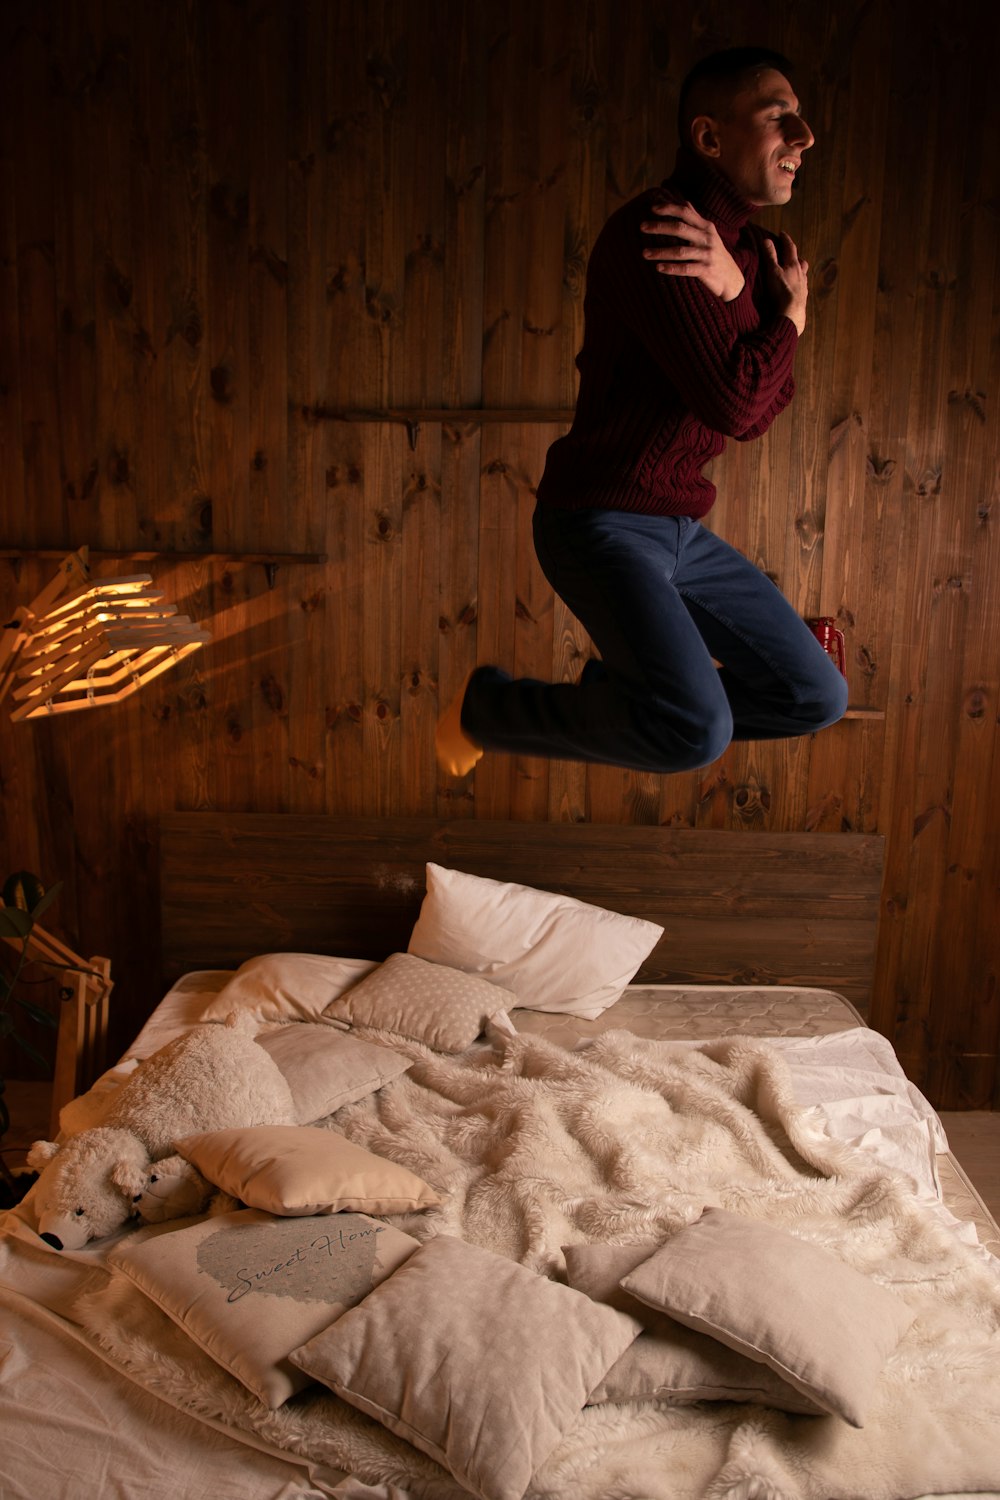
[131,1152,240,1223]
[26,1012,296,1250]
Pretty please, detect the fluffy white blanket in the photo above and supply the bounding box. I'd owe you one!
[76,1026,1000,1499]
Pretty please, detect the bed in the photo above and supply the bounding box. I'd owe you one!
[1,815,998,1500]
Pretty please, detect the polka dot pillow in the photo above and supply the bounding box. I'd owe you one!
[322,952,512,1053]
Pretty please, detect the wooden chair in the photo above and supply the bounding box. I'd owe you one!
[1,912,112,1138]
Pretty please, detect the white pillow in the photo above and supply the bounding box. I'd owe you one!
[407,863,663,1020]
[255,1025,412,1123]
[322,952,512,1052]
[175,1124,442,1217]
[290,1234,641,1500]
[198,952,379,1025]
[562,1240,823,1412]
[109,1209,419,1408]
[619,1209,915,1428]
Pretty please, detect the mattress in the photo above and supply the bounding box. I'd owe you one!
[110,972,999,1255]
[2,974,999,1500]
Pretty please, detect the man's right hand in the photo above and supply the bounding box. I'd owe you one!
[761,232,809,335]
[641,199,746,302]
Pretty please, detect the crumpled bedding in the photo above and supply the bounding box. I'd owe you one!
[7,1024,999,1500]
[5,977,1000,1500]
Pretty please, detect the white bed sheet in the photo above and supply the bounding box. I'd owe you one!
[0,1285,347,1499]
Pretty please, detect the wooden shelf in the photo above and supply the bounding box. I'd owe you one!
[843,706,885,720]
[305,404,576,423]
[0,549,327,589]
[303,404,577,448]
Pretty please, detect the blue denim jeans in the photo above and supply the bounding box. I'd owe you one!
[461,503,848,772]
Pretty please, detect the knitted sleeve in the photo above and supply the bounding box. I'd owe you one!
[734,374,796,442]
[593,205,798,438]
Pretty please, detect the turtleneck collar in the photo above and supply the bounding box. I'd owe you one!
[663,145,756,247]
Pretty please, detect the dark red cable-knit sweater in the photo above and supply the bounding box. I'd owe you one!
[536,146,799,519]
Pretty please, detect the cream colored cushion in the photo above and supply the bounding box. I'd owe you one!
[563,1241,822,1413]
[322,951,511,1052]
[108,1209,418,1407]
[619,1208,915,1427]
[290,1234,640,1500]
[199,952,379,1024]
[407,863,663,1019]
[175,1124,441,1216]
[256,1024,411,1123]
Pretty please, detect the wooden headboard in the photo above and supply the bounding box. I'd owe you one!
[160,815,885,1013]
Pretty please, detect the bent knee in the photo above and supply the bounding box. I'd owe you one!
[803,670,849,731]
[685,712,734,768]
[645,702,733,773]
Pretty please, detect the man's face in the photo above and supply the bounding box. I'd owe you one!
[695,69,814,208]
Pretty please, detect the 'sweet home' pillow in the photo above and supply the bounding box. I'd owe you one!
[108,1209,419,1407]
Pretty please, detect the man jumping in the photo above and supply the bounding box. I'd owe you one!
[437,46,847,778]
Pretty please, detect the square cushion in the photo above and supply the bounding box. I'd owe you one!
[175,1124,441,1216]
[322,951,511,1052]
[256,1024,411,1123]
[407,863,663,1020]
[619,1208,915,1427]
[108,1209,419,1407]
[290,1234,641,1500]
[198,952,379,1025]
[563,1241,823,1413]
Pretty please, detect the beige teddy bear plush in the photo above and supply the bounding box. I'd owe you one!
[131,1153,240,1223]
[26,1012,296,1250]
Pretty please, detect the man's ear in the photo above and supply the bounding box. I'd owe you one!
[690,115,722,158]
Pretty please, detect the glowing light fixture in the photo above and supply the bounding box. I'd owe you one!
[0,548,209,720]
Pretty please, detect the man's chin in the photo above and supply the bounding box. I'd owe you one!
[757,183,794,208]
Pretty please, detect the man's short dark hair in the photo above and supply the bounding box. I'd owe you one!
[677,47,795,143]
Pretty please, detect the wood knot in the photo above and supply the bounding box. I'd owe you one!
[965,688,987,720]
[816,257,838,293]
[109,449,131,486]
[210,364,235,404]
[947,388,987,423]
[260,675,284,714]
[865,453,896,483]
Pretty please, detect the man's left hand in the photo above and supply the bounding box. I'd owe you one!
[641,198,745,302]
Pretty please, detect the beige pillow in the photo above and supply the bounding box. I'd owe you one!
[322,951,511,1052]
[198,952,379,1025]
[175,1124,441,1216]
[407,863,663,1019]
[563,1241,823,1413]
[290,1234,641,1500]
[619,1208,915,1427]
[256,1024,411,1123]
[108,1209,418,1407]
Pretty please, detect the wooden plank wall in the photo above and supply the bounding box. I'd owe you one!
[159,815,885,1012]
[0,0,997,1107]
